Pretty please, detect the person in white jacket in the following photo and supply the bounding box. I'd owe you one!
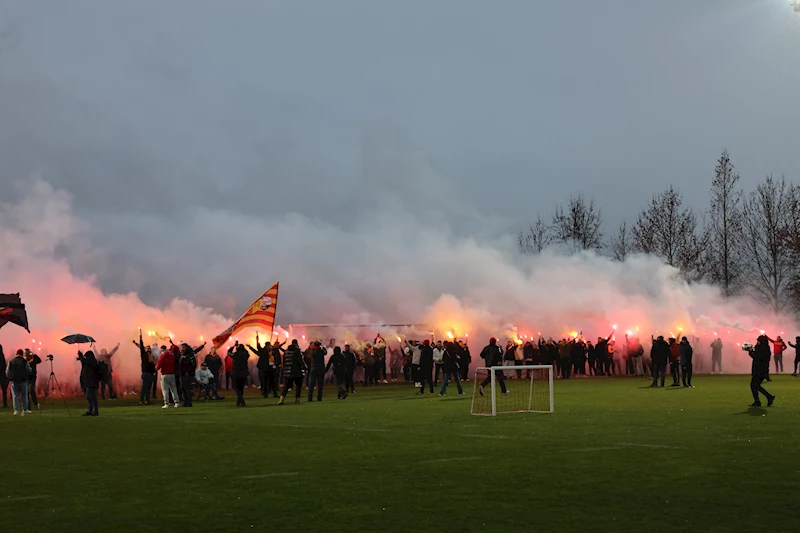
[407,341,422,387]
[432,341,445,386]
[195,363,215,400]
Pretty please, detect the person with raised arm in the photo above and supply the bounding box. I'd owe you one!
[789,337,800,377]
[766,335,787,375]
[247,333,272,398]
[133,331,158,406]
[748,335,775,407]
[96,343,120,400]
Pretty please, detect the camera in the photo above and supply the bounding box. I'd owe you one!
[46,354,54,361]
[741,343,753,351]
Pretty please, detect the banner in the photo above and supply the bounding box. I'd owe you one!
[0,293,30,332]
[213,282,279,349]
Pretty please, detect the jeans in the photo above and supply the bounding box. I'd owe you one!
[28,377,38,408]
[181,375,193,407]
[434,363,444,384]
[234,377,247,406]
[140,373,154,403]
[281,376,303,398]
[418,366,434,393]
[258,369,269,396]
[480,371,507,393]
[633,357,644,376]
[308,369,325,401]
[345,370,355,393]
[651,364,666,386]
[670,362,680,385]
[750,376,771,404]
[681,363,693,386]
[161,374,179,405]
[438,370,463,395]
[775,354,784,373]
[1,376,8,407]
[11,381,29,412]
[86,386,99,415]
[101,371,115,399]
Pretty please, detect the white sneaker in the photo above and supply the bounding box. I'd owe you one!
[36,403,41,410]
[479,386,484,396]
[12,410,19,415]
[162,404,170,409]
[503,391,510,395]
[24,410,32,414]
[174,403,180,408]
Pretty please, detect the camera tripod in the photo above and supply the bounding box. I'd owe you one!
[41,355,71,417]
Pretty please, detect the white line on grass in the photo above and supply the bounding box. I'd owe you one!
[565,447,625,452]
[462,434,511,440]
[723,436,771,442]
[419,456,484,464]
[242,472,299,479]
[616,443,685,450]
[3,495,50,501]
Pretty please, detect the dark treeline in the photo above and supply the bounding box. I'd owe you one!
[518,150,800,314]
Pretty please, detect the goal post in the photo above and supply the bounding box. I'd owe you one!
[470,365,554,416]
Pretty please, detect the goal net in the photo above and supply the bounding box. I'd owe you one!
[470,365,554,416]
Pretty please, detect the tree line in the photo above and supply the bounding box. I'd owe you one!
[518,150,800,314]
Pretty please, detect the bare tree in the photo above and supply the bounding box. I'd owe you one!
[518,215,552,255]
[632,185,708,280]
[740,175,797,313]
[706,149,744,296]
[609,221,633,262]
[551,193,604,252]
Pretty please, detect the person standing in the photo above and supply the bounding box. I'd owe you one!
[231,342,251,407]
[278,340,307,405]
[307,341,328,402]
[224,348,234,390]
[374,336,388,384]
[710,338,723,374]
[433,340,445,386]
[668,338,681,387]
[460,341,472,382]
[325,346,348,399]
[153,339,179,408]
[97,343,120,400]
[679,337,694,388]
[438,341,464,396]
[78,350,101,416]
[479,338,508,396]
[408,340,421,387]
[767,335,787,374]
[789,337,800,377]
[650,336,669,388]
[6,349,31,415]
[247,334,272,398]
[203,347,224,399]
[343,344,357,394]
[24,349,41,411]
[179,343,198,407]
[271,341,285,397]
[748,336,775,407]
[417,340,435,395]
[0,345,8,409]
[134,334,157,406]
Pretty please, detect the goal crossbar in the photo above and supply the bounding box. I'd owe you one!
[470,365,554,416]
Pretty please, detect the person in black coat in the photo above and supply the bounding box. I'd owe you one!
[343,344,358,394]
[78,350,101,416]
[679,337,694,387]
[437,341,463,396]
[0,344,8,409]
[278,340,308,405]
[307,341,328,402]
[231,343,251,407]
[649,336,670,388]
[749,336,775,407]
[247,333,272,398]
[417,340,435,395]
[179,344,198,407]
[479,338,508,395]
[325,346,348,399]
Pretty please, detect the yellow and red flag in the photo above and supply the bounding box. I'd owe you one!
[213,282,279,349]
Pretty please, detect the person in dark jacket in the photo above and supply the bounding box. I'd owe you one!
[231,343,251,407]
[278,340,307,405]
[679,337,694,387]
[247,333,272,398]
[325,346,348,399]
[203,348,225,400]
[179,344,198,407]
[788,336,800,377]
[78,350,101,416]
[479,338,508,395]
[0,344,8,409]
[270,341,285,397]
[749,336,775,407]
[710,338,723,374]
[438,341,464,396]
[416,340,435,395]
[24,349,42,411]
[650,336,670,388]
[459,341,471,381]
[134,333,157,405]
[6,349,31,414]
[307,341,328,402]
[96,343,119,400]
[343,344,357,394]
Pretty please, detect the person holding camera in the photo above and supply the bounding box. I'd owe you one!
[747,336,775,407]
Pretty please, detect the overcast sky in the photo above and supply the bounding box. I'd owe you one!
[1,0,799,318]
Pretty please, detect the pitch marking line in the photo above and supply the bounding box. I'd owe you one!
[420,456,484,464]
[723,436,771,442]
[565,447,624,452]
[462,434,511,440]
[616,443,685,450]
[242,472,299,479]
[0,495,51,503]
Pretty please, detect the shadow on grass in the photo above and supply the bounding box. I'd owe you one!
[734,407,768,416]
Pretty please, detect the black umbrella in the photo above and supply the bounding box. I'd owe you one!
[61,334,96,345]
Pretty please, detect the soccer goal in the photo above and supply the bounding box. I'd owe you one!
[470,365,554,416]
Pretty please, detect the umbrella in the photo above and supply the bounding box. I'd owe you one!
[61,334,96,345]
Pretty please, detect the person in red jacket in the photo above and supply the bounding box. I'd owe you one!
[155,344,180,408]
[767,336,787,374]
[224,348,234,390]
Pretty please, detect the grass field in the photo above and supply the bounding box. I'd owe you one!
[1,374,798,533]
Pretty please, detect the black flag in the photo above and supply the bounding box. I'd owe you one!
[0,293,30,332]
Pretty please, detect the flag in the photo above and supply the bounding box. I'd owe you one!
[0,293,30,333]
[212,282,279,349]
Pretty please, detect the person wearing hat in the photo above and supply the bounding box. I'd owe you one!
[6,349,32,415]
[195,362,218,400]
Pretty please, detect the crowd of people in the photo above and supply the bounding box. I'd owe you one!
[2,329,798,414]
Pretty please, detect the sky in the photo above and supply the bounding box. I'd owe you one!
[1,0,799,331]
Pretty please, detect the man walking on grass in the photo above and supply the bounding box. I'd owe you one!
[748,336,775,407]
[479,338,508,397]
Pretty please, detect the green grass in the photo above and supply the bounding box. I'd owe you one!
[1,375,799,533]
